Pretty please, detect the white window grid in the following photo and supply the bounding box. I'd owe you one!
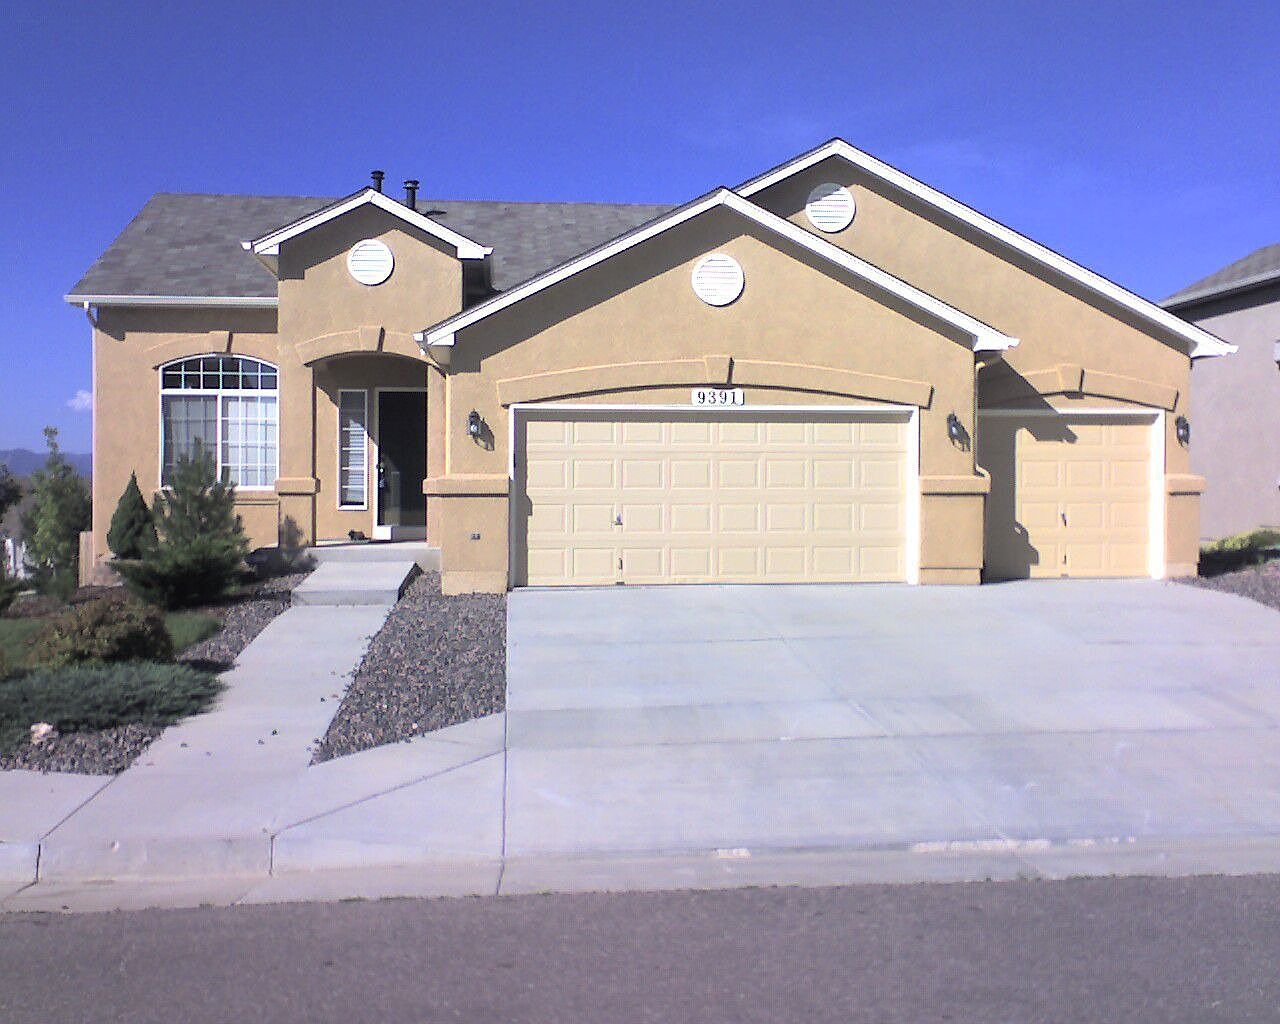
[337,390,369,509]
[160,357,279,490]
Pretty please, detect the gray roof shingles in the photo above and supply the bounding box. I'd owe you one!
[1163,241,1280,308]
[68,193,673,299]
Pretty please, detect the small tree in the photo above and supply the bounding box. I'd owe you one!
[116,444,249,608]
[21,427,92,598]
[107,473,156,560]
[0,464,21,522]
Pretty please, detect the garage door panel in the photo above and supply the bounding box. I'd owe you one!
[573,460,616,488]
[572,503,615,532]
[621,459,664,488]
[812,459,854,489]
[519,411,911,586]
[718,459,760,488]
[766,504,807,531]
[860,458,903,489]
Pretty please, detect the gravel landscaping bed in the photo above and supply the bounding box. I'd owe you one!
[0,569,310,775]
[313,571,505,763]
[1177,560,1280,614]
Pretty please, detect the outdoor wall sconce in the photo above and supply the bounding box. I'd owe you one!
[467,409,483,439]
[1175,415,1191,447]
[946,412,963,443]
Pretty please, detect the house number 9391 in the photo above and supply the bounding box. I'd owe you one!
[691,387,744,407]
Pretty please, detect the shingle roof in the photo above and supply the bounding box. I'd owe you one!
[1162,242,1280,310]
[67,193,673,300]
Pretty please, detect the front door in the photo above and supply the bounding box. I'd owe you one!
[375,390,427,540]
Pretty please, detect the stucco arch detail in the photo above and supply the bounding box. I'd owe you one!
[296,325,426,366]
[495,356,933,408]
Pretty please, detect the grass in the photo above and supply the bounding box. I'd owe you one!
[0,611,221,675]
[0,661,222,752]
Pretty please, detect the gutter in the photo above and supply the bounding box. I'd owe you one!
[64,294,279,308]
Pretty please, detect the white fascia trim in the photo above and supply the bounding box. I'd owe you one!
[65,293,279,308]
[737,139,1236,360]
[422,188,1017,353]
[246,189,492,259]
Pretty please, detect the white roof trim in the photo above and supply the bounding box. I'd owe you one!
[422,188,1017,354]
[65,293,279,308]
[246,189,491,259]
[737,139,1236,359]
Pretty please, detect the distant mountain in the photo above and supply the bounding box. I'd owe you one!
[0,449,92,478]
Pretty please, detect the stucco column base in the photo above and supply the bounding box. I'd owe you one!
[276,493,317,549]
[1165,481,1204,579]
[918,478,987,586]
[918,567,981,585]
[425,480,510,595]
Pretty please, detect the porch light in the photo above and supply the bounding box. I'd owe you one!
[1175,415,1191,446]
[467,409,483,439]
[946,412,964,443]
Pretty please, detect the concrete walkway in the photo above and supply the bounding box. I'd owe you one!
[5,577,1280,913]
[1,558,418,895]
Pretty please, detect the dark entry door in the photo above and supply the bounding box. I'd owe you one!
[376,391,427,530]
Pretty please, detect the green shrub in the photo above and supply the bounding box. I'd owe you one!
[30,596,174,668]
[116,445,249,609]
[0,661,221,751]
[1200,528,1280,576]
[20,427,91,595]
[107,473,157,560]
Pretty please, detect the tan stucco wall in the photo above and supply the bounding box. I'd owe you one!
[435,206,986,592]
[750,157,1201,575]
[1183,283,1280,538]
[91,306,282,561]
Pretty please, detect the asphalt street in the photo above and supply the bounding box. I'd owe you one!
[3,873,1279,1023]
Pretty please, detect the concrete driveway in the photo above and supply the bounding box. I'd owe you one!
[505,580,1280,862]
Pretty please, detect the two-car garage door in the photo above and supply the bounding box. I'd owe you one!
[514,409,913,586]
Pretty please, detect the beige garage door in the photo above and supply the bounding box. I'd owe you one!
[515,409,912,586]
[980,413,1153,579]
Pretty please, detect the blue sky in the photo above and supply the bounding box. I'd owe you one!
[1,0,1276,453]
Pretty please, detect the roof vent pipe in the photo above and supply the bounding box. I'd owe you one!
[403,179,419,211]
[370,170,385,193]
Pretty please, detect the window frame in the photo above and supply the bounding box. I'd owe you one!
[158,354,280,492]
[336,388,369,510]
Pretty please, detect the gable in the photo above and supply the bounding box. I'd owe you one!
[740,141,1232,361]
[277,202,465,343]
[421,189,1015,355]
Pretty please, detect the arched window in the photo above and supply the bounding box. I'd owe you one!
[160,355,279,488]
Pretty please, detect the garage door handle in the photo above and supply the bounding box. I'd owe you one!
[1061,512,1068,526]
[614,514,623,527]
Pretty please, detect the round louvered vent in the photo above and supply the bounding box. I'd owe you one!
[805,183,856,232]
[691,254,744,306]
[347,239,395,285]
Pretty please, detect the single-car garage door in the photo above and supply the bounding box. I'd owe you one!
[979,411,1156,579]
[514,408,913,586]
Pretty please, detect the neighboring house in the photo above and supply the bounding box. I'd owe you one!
[68,138,1232,594]
[1161,244,1280,539]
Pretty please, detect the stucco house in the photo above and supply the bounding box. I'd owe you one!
[68,139,1233,593]
[1162,243,1280,539]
